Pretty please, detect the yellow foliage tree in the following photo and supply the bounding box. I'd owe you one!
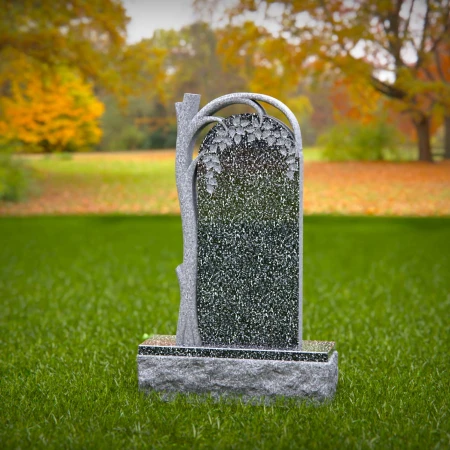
[0,0,128,96]
[0,64,104,153]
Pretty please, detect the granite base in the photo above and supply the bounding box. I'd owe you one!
[137,336,338,402]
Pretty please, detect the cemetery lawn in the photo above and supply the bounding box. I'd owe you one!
[1,151,449,216]
[1,215,449,449]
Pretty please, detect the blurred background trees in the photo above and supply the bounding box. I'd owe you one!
[0,0,128,153]
[198,0,450,161]
[0,0,449,161]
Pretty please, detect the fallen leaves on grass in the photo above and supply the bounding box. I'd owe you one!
[303,161,450,216]
[0,152,449,217]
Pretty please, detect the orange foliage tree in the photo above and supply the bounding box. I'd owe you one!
[215,21,312,122]
[419,39,450,158]
[0,63,104,152]
[198,0,450,161]
[0,0,138,153]
[329,76,421,141]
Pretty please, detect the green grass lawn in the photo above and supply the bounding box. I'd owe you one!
[1,215,449,449]
[30,155,177,210]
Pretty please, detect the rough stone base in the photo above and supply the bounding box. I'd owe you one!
[137,351,338,402]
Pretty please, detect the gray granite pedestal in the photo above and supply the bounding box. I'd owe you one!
[137,336,338,402]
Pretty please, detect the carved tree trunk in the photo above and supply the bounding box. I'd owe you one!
[414,115,433,162]
[444,115,450,160]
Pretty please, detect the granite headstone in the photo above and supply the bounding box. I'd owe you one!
[137,93,338,401]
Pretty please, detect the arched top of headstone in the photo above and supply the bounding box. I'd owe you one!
[174,93,302,177]
[198,113,297,196]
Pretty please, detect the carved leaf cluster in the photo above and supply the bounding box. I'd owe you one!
[201,115,298,193]
[202,153,222,194]
[228,115,261,144]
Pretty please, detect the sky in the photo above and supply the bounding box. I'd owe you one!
[121,0,411,83]
[122,0,281,43]
[123,0,197,43]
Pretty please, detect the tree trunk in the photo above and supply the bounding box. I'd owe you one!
[444,115,450,160]
[414,116,433,162]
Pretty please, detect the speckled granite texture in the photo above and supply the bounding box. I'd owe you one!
[196,113,300,349]
[139,336,335,362]
[137,351,338,402]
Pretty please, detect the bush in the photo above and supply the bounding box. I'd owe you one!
[144,125,177,149]
[0,154,35,202]
[319,121,400,161]
[98,95,178,151]
[116,125,146,151]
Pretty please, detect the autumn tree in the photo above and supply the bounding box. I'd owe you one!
[0,0,129,94]
[120,22,291,147]
[420,38,450,158]
[329,74,422,142]
[96,22,252,150]
[0,60,104,152]
[0,0,143,153]
[198,0,450,161]
[148,23,249,107]
[127,21,312,147]
[214,21,312,122]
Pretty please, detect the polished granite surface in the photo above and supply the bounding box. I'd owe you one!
[196,113,300,349]
[139,335,335,362]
